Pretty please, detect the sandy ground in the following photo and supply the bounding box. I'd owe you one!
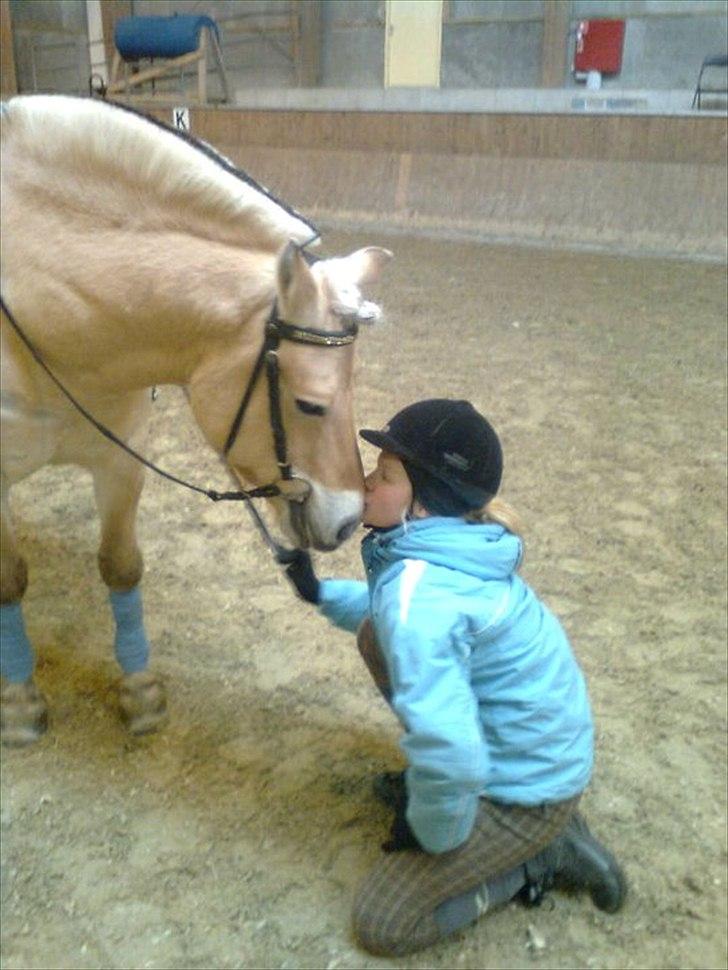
[1,232,726,970]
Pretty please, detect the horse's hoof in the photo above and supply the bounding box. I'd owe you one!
[1,679,49,747]
[119,670,168,735]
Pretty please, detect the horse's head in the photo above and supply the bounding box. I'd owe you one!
[226,241,391,551]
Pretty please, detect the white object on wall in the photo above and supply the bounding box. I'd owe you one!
[586,70,602,91]
[172,107,190,132]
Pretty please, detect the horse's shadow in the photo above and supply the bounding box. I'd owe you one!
[5,640,399,866]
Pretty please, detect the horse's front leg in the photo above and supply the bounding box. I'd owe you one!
[92,452,167,736]
[0,482,48,746]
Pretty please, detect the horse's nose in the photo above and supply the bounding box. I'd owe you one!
[336,515,359,545]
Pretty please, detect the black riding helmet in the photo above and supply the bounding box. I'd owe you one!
[360,399,502,516]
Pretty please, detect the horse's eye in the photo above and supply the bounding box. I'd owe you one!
[295,399,327,417]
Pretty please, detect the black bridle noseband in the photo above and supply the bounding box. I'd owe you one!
[0,291,358,560]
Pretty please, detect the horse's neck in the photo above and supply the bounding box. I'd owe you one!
[47,235,275,392]
[3,122,282,393]
[115,236,275,383]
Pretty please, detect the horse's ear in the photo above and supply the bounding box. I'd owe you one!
[276,240,317,311]
[276,240,300,293]
[339,247,393,286]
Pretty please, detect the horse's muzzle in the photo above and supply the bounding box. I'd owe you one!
[335,515,359,545]
[286,482,363,552]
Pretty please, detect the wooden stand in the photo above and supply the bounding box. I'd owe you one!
[107,27,228,105]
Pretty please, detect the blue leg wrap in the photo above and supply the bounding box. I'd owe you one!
[110,586,150,675]
[0,601,35,683]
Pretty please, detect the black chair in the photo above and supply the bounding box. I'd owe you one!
[692,54,728,109]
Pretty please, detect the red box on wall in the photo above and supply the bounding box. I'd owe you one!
[574,19,626,75]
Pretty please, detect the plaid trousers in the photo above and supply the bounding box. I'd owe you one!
[353,619,580,956]
[352,792,579,956]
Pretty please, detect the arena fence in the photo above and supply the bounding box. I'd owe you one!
[143,105,727,261]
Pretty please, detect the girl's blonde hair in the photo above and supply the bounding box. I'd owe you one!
[465,496,524,540]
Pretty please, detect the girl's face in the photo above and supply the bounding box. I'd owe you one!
[363,451,414,528]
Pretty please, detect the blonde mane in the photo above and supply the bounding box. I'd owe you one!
[1,95,315,249]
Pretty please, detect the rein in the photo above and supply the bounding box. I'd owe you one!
[0,293,358,562]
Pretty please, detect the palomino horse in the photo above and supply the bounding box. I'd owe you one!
[0,95,390,746]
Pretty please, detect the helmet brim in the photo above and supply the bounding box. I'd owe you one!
[359,428,418,463]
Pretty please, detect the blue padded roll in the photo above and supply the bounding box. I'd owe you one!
[114,15,219,61]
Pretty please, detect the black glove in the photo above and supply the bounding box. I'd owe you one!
[283,549,321,604]
[382,804,422,853]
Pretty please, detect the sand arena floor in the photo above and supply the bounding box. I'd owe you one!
[1,231,726,970]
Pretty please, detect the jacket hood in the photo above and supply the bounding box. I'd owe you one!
[362,517,522,582]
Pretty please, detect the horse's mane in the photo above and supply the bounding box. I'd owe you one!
[1,95,316,249]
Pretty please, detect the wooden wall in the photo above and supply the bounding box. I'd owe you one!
[139,104,728,260]
[0,0,17,97]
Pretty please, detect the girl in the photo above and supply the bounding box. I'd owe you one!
[286,398,626,957]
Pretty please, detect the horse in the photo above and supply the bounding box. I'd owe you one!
[0,94,391,746]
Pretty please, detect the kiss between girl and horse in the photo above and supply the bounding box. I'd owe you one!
[0,95,625,958]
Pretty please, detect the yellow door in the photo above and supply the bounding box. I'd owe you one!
[384,0,443,88]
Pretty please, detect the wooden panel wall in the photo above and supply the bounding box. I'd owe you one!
[139,104,727,260]
[178,109,727,166]
[0,0,17,97]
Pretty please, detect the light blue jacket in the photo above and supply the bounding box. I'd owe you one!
[318,517,593,854]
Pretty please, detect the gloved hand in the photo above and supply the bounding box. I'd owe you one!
[382,803,422,853]
[283,549,321,604]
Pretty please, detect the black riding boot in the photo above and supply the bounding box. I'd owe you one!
[522,811,627,914]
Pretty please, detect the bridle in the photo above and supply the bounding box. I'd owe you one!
[221,298,359,497]
[0,288,359,560]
